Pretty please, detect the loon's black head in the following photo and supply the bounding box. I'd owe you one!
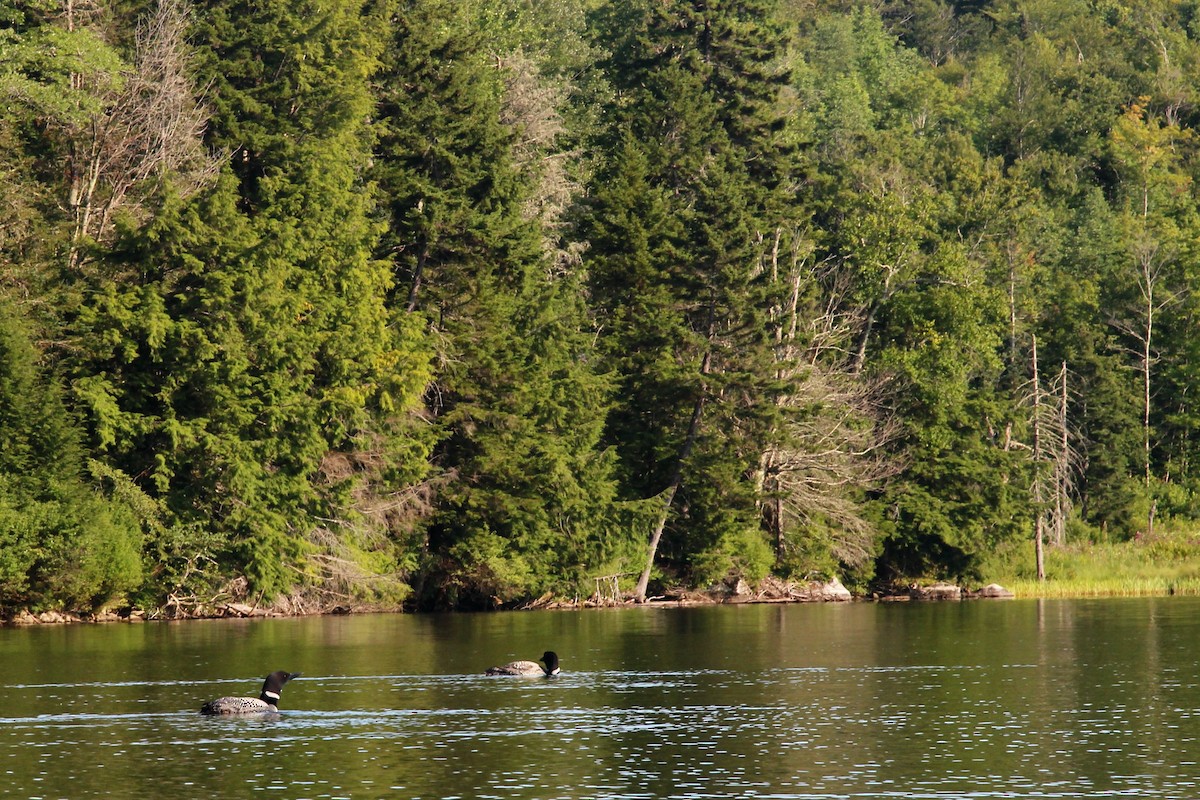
[259,671,301,705]
[540,652,560,675]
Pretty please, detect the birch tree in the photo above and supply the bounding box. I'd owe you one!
[1108,99,1193,517]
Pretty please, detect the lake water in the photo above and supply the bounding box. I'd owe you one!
[1,598,1198,799]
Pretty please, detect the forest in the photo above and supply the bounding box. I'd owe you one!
[3,0,1200,615]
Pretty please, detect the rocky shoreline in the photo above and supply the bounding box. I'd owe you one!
[610,578,1014,607]
[0,578,1015,626]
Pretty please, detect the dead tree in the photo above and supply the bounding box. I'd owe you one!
[1031,335,1047,580]
[1108,229,1182,538]
[66,0,218,269]
[1021,336,1080,579]
[758,226,902,571]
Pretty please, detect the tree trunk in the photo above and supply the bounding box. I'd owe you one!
[1031,335,1045,581]
[633,352,710,602]
[1056,362,1069,546]
[1143,309,1153,488]
[1035,515,1046,582]
[406,236,429,313]
[849,300,877,375]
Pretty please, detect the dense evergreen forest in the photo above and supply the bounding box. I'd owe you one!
[4,0,1200,614]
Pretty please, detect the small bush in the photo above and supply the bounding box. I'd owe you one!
[0,481,143,613]
[445,528,535,607]
[689,526,775,587]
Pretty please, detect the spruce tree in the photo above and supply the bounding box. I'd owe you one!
[585,0,795,596]
[68,0,429,604]
[375,0,624,607]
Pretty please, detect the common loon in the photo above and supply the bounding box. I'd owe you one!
[485,651,560,676]
[200,671,301,715]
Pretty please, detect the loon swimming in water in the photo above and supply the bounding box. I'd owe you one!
[485,651,559,676]
[200,671,301,715]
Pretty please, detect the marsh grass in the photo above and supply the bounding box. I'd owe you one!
[981,526,1200,598]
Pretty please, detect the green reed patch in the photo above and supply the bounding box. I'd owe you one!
[982,528,1200,598]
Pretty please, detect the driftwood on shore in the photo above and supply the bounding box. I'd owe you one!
[519,575,857,610]
[881,582,1016,602]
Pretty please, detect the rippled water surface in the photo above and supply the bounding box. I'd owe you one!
[2,598,1199,798]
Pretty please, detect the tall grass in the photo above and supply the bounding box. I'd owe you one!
[981,526,1200,598]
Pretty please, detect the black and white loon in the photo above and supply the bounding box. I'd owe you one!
[200,671,301,715]
[485,651,560,676]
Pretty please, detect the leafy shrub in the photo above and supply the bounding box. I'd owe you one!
[689,526,775,588]
[444,528,535,608]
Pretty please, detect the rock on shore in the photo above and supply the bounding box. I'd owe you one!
[903,582,1015,601]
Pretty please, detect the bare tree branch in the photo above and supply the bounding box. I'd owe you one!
[66,0,219,268]
[759,225,904,570]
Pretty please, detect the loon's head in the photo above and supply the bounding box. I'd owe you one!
[259,671,301,705]
[540,651,560,676]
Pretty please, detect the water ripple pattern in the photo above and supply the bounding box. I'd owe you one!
[1,599,1198,798]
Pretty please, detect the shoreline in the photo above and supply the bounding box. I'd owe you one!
[0,578,1027,626]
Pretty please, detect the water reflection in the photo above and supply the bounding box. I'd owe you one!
[1,599,1199,798]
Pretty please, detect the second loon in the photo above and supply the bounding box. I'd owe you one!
[200,670,302,715]
[485,651,560,676]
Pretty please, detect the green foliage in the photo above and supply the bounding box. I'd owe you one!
[690,527,776,588]
[0,301,143,611]
[443,528,536,607]
[21,482,143,611]
[375,0,628,609]
[16,0,1200,610]
[0,0,126,124]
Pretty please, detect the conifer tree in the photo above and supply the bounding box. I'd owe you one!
[375,0,624,607]
[68,0,429,605]
[0,299,143,612]
[586,0,796,597]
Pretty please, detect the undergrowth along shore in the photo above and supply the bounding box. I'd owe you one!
[1005,579,1200,598]
[985,527,1200,599]
[8,532,1200,624]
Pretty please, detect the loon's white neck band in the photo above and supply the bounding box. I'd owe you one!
[264,690,281,700]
